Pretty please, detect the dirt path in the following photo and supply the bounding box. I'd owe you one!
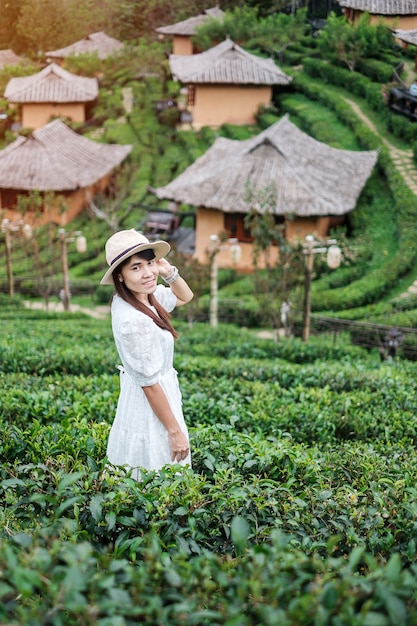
[344,97,417,194]
[24,300,109,319]
[343,97,417,298]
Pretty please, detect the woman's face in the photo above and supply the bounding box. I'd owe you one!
[118,253,159,302]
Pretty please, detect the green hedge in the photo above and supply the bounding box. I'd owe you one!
[1,525,416,625]
[1,315,417,622]
[302,57,417,143]
[290,74,417,315]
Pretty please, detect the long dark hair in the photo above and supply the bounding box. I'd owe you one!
[112,250,178,339]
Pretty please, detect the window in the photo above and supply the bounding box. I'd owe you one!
[1,189,19,209]
[1,189,43,212]
[188,85,195,107]
[224,213,252,242]
[224,212,285,243]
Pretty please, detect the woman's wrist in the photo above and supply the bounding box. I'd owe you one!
[168,427,182,436]
[162,266,180,284]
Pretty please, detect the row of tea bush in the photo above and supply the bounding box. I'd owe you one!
[1,311,417,624]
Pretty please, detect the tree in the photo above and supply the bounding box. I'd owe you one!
[0,0,26,53]
[0,0,119,58]
[317,11,378,71]
[28,224,61,309]
[247,7,308,63]
[86,163,138,232]
[63,0,119,41]
[168,249,210,328]
[112,0,209,41]
[16,191,66,307]
[193,6,260,50]
[16,0,69,55]
[193,5,308,59]
[219,0,310,17]
[244,184,304,333]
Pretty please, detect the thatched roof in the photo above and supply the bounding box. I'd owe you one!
[4,63,98,103]
[169,39,292,85]
[392,27,417,44]
[154,115,378,217]
[0,119,132,191]
[156,6,224,36]
[0,49,25,69]
[45,32,123,61]
[337,0,417,14]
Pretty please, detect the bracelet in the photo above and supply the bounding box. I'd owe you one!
[162,266,180,284]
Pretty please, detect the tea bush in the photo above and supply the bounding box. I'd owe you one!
[1,312,417,623]
[289,74,417,315]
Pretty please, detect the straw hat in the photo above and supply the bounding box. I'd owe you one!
[100,229,170,285]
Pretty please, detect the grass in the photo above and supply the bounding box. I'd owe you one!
[279,92,362,150]
[290,68,412,151]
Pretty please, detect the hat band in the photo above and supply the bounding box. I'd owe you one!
[110,243,147,267]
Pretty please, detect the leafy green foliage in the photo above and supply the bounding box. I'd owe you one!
[1,35,417,626]
[286,72,417,315]
[317,12,381,71]
[1,4,417,331]
[1,312,417,622]
[0,0,119,57]
[193,5,308,58]
[242,185,305,329]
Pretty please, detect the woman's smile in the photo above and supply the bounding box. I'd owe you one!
[142,277,157,288]
[119,254,159,301]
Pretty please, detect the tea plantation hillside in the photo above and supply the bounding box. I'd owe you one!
[1,309,417,623]
[3,29,417,334]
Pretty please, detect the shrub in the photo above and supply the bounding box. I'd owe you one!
[0,293,24,309]
[1,313,417,620]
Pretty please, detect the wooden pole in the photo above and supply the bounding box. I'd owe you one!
[302,241,314,342]
[4,227,14,297]
[60,233,71,311]
[210,250,218,329]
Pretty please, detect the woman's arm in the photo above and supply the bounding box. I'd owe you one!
[169,275,194,307]
[157,259,193,307]
[143,383,190,462]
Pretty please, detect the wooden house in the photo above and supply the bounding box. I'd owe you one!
[0,49,26,69]
[168,38,292,129]
[45,31,124,65]
[391,28,417,69]
[156,6,224,55]
[154,115,378,270]
[336,0,417,28]
[0,118,132,227]
[4,63,98,130]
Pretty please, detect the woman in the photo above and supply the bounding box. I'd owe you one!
[100,229,193,479]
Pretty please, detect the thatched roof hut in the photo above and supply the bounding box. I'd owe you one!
[392,27,417,44]
[4,63,98,104]
[45,32,123,62]
[337,0,417,14]
[337,1,417,28]
[0,49,25,68]
[156,6,224,36]
[391,27,417,70]
[168,39,292,127]
[169,38,292,86]
[154,114,377,217]
[0,118,132,191]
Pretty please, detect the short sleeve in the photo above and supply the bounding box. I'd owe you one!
[154,284,177,312]
[116,315,165,386]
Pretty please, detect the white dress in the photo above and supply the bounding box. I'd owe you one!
[106,285,191,478]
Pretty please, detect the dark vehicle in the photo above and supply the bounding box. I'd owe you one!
[138,207,196,255]
[388,87,417,121]
[141,210,180,236]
